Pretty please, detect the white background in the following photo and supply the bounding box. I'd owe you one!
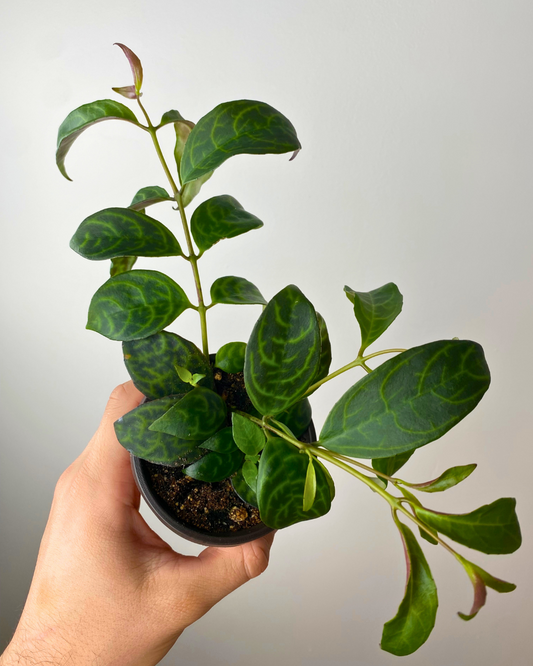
[1,1,532,664]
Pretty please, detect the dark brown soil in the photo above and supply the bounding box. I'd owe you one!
[146,465,261,533]
[144,367,261,534]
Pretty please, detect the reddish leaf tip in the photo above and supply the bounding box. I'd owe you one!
[289,148,301,161]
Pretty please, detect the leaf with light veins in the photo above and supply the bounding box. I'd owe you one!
[56,100,140,180]
[320,340,490,458]
[344,283,403,353]
[245,285,320,416]
[123,331,213,399]
[180,100,301,183]
[70,207,181,260]
[210,276,266,305]
[114,395,203,465]
[191,195,263,253]
[87,270,191,341]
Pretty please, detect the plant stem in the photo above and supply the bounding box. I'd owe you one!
[237,410,462,559]
[304,348,406,395]
[137,98,209,356]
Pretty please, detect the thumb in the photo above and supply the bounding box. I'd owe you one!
[178,533,275,623]
[80,381,144,496]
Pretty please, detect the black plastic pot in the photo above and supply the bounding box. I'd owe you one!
[130,420,317,547]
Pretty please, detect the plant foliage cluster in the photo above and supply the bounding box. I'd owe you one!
[57,44,521,656]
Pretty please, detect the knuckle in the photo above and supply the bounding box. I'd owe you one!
[109,382,129,404]
[243,541,270,580]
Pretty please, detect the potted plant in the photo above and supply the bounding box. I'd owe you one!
[56,44,522,657]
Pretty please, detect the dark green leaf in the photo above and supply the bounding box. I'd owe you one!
[87,270,191,341]
[114,396,202,464]
[245,285,321,416]
[303,456,317,511]
[129,186,172,211]
[215,341,247,373]
[200,427,239,453]
[180,100,301,184]
[123,331,213,400]
[232,468,259,507]
[181,171,213,207]
[210,276,266,306]
[316,460,336,501]
[70,207,182,260]
[413,498,522,555]
[344,283,403,354]
[114,43,143,96]
[56,99,140,180]
[257,438,331,529]
[191,195,263,253]
[381,521,438,656]
[274,399,312,439]
[232,413,265,455]
[242,460,259,493]
[110,256,137,277]
[150,387,227,441]
[398,486,438,545]
[184,448,244,482]
[312,312,332,386]
[320,340,491,459]
[158,109,195,130]
[404,464,477,493]
[456,554,516,621]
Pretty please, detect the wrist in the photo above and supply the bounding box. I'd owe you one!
[1,622,88,666]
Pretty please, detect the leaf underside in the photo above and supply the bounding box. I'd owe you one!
[129,185,172,211]
[381,521,438,656]
[56,99,140,180]
[414,498,522,554]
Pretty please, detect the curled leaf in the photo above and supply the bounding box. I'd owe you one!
[56,99,140,180]
[114,43,143,96]
[381,520,438,656]
[402,464,477,493]
[455,554,516,621]
[112,85,137,100]
[344,282,403,354]
[180,100,301,184]
[413,498,522,555]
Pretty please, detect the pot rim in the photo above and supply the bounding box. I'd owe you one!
[130,420,316,547]
[130,454,274,546]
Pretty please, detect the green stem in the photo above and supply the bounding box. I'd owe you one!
[304,348,406,395]
[137,98,209,357]
[236,411,461,558]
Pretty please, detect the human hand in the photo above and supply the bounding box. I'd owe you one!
[1,381,274,666]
